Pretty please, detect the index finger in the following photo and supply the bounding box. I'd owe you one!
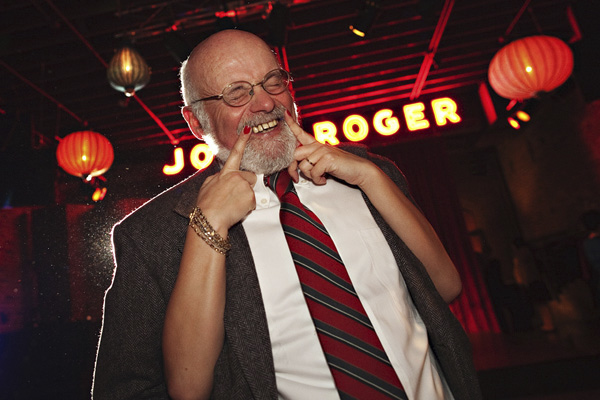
[284,110,316,146]
[221,127,252,173]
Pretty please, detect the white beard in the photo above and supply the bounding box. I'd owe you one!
[202,106,298,175]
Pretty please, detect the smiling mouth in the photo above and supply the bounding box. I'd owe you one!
[250,118,279,134]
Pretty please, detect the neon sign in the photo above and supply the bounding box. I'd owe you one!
[162,97,463,175]
[163,144,214,175]
[312,97,461,145]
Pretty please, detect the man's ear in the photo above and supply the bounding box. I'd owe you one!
[182,106,204,140]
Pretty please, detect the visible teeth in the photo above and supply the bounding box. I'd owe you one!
[251,119,278,133]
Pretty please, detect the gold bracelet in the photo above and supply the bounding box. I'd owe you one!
[188,207,231,255]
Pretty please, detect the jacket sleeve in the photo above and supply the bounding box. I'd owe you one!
[92,222,170,399]
[356,147,483,400]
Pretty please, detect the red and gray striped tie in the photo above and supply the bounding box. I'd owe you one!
[267,170,408,400]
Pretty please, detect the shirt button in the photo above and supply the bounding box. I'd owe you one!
[260,198,268,205]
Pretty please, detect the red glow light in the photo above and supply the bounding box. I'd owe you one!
[92,187,107,202]
[507,117,521,129]
[515,110,530,122]
[350,26,366,37]
[215,10,237,18]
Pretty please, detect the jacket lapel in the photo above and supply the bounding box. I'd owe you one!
[173,167,277,399]
[224,224,277,399]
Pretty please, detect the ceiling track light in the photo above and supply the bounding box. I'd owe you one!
[349,0,380,38]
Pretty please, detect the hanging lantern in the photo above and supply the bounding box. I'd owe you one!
[107,45,151,97]
[56,131,114,180]
[488,35,573,101]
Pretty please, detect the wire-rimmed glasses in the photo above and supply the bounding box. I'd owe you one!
[190,69,292,107]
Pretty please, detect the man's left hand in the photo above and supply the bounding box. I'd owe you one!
[284,111,377,188]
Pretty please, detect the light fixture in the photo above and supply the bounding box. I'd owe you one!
[349,0,379,38]
[56,130,114,180]
[488,35,574,101]
[504,99,538,130]
[91,176,108,202]
[107,44,151,97]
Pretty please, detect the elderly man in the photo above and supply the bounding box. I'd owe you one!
[92,29,481,400]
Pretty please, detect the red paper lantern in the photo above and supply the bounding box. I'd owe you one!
[488,35,573,100]
[56,131,114,179]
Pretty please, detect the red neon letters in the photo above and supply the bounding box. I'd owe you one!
[163,144,214,175]
[163,97,462,175]
[313,97,461,145]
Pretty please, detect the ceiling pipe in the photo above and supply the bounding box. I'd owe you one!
[502,0,532,40]
[410,0,454,100]
[132,94,179,145]
[113,0,303,40]
[0,59,85,124]
[44,0,107,68]
[43,0,178,145]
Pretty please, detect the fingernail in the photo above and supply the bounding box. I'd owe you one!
[243,126,251,134]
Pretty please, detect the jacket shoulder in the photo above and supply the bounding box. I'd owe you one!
[115,167,212,232]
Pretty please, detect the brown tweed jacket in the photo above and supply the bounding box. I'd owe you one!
[92,145,482,400]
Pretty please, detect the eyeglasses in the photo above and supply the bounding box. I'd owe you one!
[191,69,292,107]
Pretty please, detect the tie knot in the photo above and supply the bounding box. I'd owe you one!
[266,169,294,198]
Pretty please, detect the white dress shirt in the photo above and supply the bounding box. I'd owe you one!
[241,173,453,400]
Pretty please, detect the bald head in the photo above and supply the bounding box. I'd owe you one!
[179,29,297,175]
[180,30,280,106]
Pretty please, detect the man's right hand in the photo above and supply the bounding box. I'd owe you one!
[165,130,257,400]
[196,127,257,234]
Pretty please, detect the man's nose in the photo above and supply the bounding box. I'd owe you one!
[248,84,276,113]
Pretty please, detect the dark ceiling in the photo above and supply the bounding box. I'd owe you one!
[0,0,592,153]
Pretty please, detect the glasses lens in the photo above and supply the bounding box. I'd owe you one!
[223,82,253,106]
[263,70,289,95]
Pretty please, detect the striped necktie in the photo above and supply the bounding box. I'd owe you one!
[267,170,408,400]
